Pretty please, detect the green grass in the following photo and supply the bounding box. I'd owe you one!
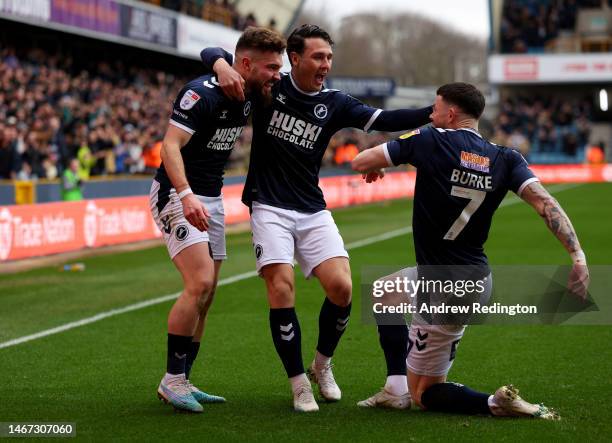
[0,183,611,442]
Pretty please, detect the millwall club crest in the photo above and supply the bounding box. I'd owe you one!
[244,101,251,116]
[314,104,328,119]
[180,89,201,110]
[175,225,189,241]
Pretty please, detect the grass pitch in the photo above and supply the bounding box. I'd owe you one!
[0,183,611,442]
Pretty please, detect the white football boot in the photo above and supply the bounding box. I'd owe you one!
[307,362,341,402]
[489,384,560,420]
[357,388,412,410]
[293,382,319,412]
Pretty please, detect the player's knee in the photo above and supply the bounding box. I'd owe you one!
[185,274,215,299]
[326,276,352,306]
[268,277,294,304]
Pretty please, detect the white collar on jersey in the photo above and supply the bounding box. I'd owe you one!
[435,127,483,138]
[289,73,321,96]
[458,127,483,138]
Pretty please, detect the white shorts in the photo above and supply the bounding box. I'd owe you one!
[382,266,492,377]
[250,202,349,278]
[149,180,227,260]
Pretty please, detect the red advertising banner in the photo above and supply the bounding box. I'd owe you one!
[0,196,161,261]
[1,166,611,262]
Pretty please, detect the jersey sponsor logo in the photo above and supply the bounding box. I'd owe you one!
[207,126,244,150]
[314,103,328,119]
[276,93,286,104]
[173,109,189,120]
[267,110,323,150]
[180,89,201,110]
[450,168,493,190]
[244,101,251,116]
[175,225,189,241]
[460,151,490,173]
[399,129,420,139]
[219,110,228,119]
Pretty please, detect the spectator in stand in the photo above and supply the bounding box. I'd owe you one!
[334,137,360,167]
[143,140,162,174]
[0,119,20,179]
[61,158,83,201]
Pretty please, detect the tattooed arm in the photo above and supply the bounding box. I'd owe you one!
[520,181,589,300]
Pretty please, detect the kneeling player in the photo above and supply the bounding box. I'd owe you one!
[352,82,589,419]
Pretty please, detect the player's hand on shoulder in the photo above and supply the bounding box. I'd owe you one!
[216,63,245,101]
[181,193,210,232]
[568,263,589,302]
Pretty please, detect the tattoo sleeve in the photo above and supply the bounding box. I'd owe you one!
[521,182,582,254]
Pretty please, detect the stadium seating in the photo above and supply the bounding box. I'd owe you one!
[501,0,611,54]
[492,96,592,163]
[142,0,263,31]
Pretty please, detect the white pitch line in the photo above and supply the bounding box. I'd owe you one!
[0,183,580,350]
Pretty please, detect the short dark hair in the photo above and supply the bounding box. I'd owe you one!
[436,83,485,119]
[287,24,334,65]
[236,26,286,54]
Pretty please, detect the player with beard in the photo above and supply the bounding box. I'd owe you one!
[150,27,285,413]
[201,24,433,412]
[352,82,588,419]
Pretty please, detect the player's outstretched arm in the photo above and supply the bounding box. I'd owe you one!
[369,106,433,132]
[161,125,210,232]
[520,181,589,300]
[200,47,245,101]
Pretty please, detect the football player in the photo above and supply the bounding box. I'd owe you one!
[150,27,285,413]
[201,24,433,412]
[352,82,589,419]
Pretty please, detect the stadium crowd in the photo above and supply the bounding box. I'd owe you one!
[492,96,592,158]
[0,46,184,180]
[0,46,386,181]
[501,0,611,53]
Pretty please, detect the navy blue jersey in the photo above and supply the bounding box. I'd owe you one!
[245,73,390,212]
[200,47,432,213]
[385,127,537,266]
[155,74,252,205]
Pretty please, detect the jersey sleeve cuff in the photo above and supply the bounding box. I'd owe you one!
[169,119,196,135]
[364,109,382,132]
[516,177,539,197]
[382,143,393,167]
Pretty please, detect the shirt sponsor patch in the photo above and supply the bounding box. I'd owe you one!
[180,90,201,110]
[460,151,490,173]
[399,129,420,139]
